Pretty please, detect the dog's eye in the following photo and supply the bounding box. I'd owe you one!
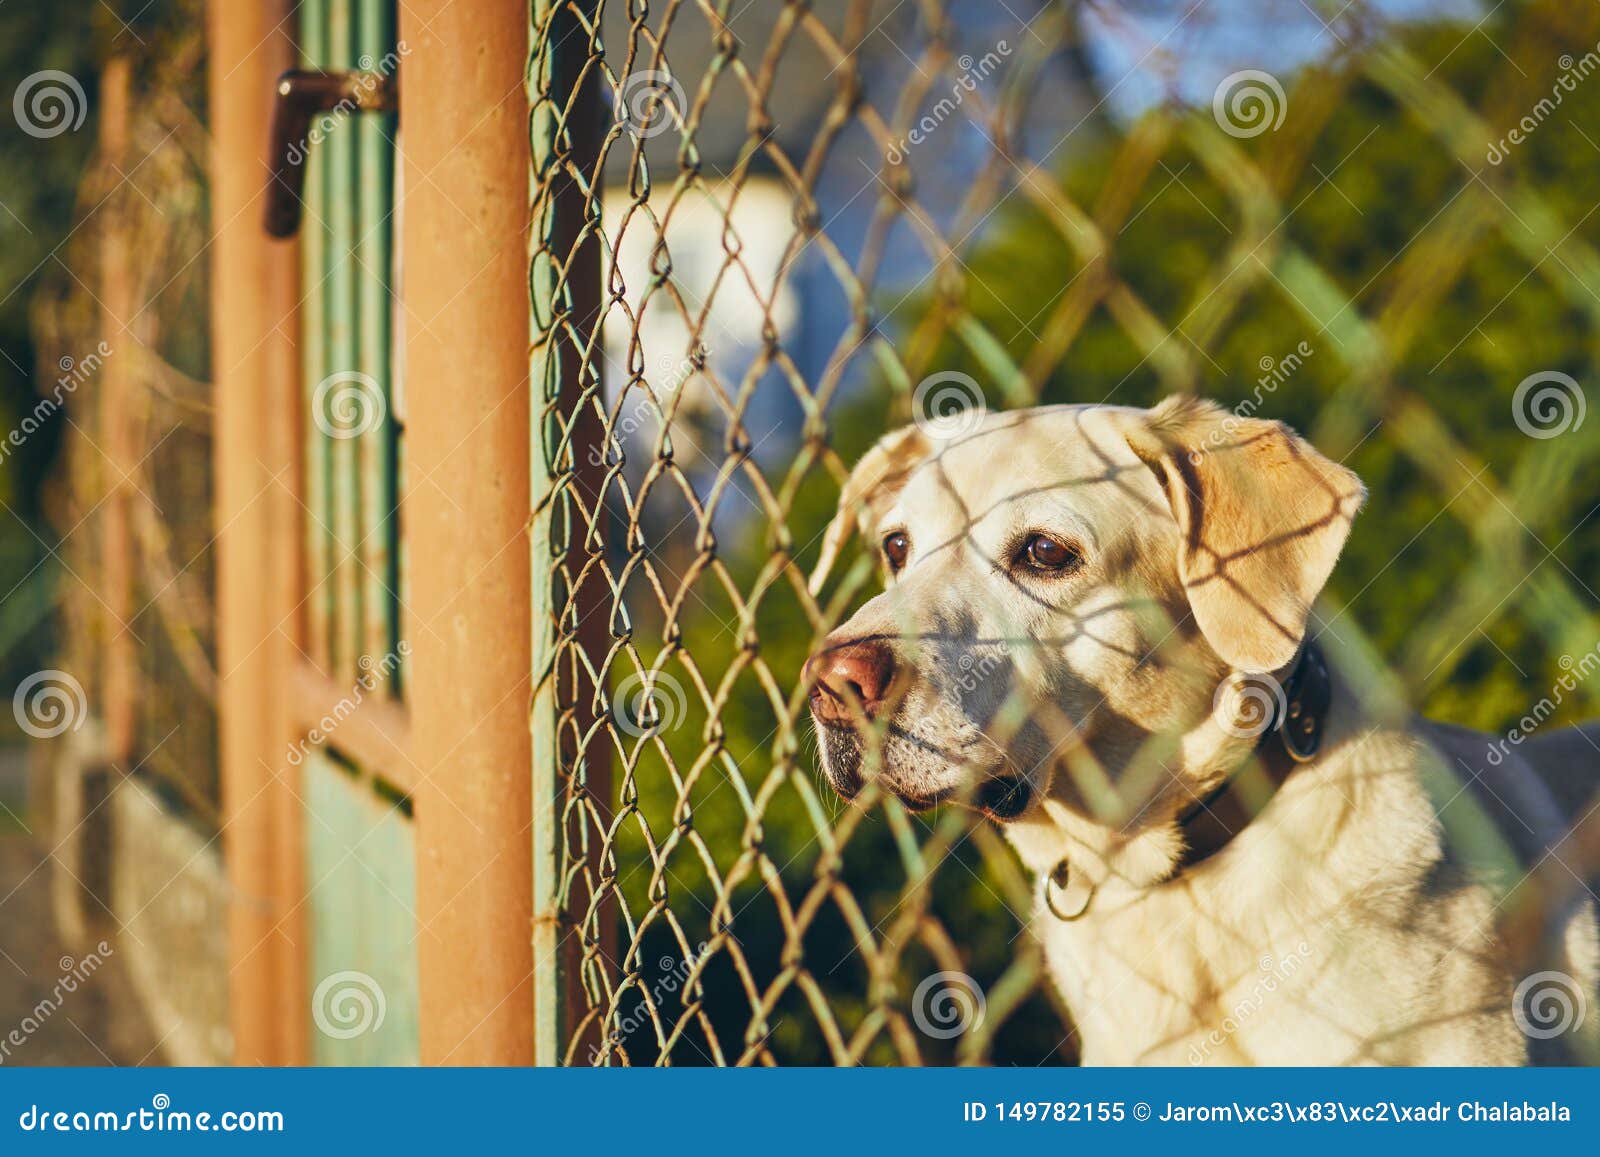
[1020,534,1080,573]
[882,531,910,574]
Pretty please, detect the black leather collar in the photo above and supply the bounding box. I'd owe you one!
[1043,641,1333,920]
[1175,639,1331,870]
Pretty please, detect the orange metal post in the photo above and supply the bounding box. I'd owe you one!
[400,0,536,1064]
[207,0,309,1065]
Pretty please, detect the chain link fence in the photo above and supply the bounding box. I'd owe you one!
[528,0,1600,1066]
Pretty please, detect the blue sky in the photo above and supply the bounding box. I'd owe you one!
[1081,0,1484,119]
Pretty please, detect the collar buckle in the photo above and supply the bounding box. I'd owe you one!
[1045,641,1333,919]
[1276,640,1331,763]
[1044,857,1095,921]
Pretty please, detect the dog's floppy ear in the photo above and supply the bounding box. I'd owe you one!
[809,424,930,595]
[1118,396,1365,672]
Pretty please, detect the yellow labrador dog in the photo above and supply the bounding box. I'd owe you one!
[805,397,1600,1065]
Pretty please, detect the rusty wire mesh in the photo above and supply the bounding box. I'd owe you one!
[528,0,1600,1065]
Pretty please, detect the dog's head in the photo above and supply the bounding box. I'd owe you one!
[803,398,1364,838]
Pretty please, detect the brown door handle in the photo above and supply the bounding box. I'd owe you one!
[265,69,398,239]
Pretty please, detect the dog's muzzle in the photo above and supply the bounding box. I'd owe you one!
[816,723,865,799]
[813,723,1032,821]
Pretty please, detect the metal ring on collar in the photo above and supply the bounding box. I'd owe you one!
[1044,857,1095,920]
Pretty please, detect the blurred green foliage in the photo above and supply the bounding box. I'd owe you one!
[0,1,203,731]
[0,1,99,714]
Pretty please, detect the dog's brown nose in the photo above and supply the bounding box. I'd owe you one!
[805,639,896,723]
